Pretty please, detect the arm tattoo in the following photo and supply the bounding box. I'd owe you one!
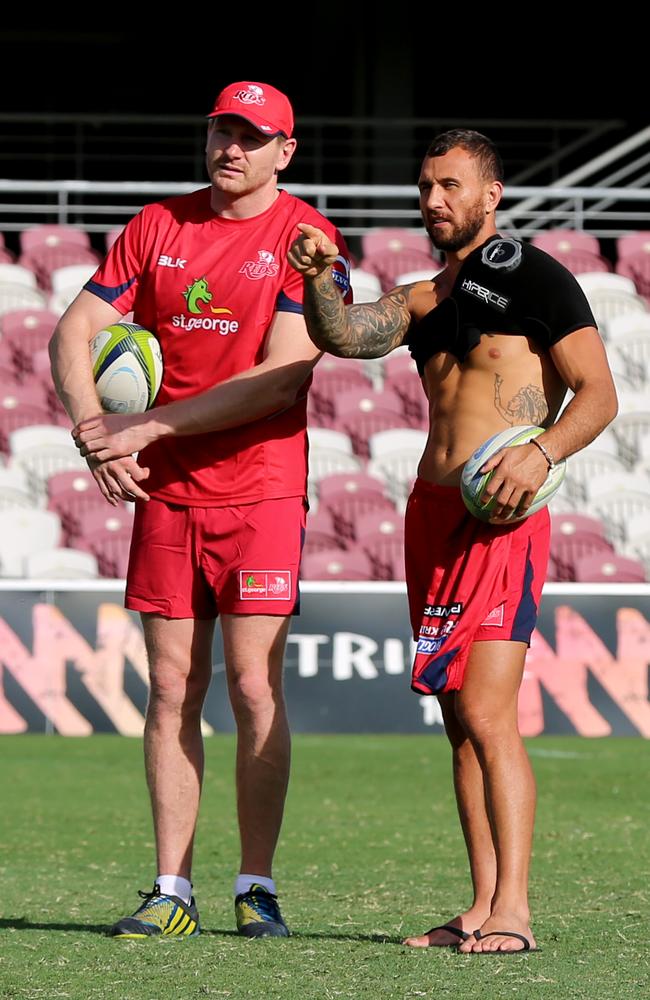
[303,271,412,358]
[494,374,549,425]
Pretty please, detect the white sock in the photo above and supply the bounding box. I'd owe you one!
[156,875,192,905]
[235,874,276,897]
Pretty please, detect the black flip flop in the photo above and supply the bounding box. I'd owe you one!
[423,923,471,944]
[465,928,540,954]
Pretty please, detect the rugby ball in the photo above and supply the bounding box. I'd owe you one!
[461,424,566,522]
[90,323,163,414]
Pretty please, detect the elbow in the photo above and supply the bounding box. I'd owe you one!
[275,382,303,412]
[605,383,619,429]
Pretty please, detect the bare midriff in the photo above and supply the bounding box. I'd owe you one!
[416,331,568,486]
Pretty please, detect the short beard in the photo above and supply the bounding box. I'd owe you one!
[427,203,485,253]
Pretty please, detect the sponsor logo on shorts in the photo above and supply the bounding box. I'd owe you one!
[419,621,457,638]
[417,636,447,654]
[423,602,463,618]
[239,571,292,600]
[460,278,510,312]
[417,618,459,655]
[481,604,505,627]
[239,249,280,280]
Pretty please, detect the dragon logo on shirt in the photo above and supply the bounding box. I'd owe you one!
[173,277,238,334]
[239,250,280,280]
[183,277,233,316]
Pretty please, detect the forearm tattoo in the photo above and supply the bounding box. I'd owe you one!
[494,374,549,425]
[303,272,412,358]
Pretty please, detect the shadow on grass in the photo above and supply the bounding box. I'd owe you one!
[0,918,401,944]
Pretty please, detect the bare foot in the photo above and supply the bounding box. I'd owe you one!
[403,907,490,948]
[458,914,536,954]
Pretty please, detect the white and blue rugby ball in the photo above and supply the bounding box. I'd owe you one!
[90,323,163,414]
[461,424,566,522]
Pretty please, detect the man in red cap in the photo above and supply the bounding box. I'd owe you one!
[50,81,351,940]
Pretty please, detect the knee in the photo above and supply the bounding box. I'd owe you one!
[148,659,210,718]
[228,669,282,723]
[455,702,498,749]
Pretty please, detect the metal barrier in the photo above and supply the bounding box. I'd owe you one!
[1,179,650,239]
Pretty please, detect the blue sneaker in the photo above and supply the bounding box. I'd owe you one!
[110,883,200,939]
[235,883,289,938]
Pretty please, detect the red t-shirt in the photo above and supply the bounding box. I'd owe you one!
[85,187,351,505]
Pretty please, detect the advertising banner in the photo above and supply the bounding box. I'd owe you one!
[0,582,648,736]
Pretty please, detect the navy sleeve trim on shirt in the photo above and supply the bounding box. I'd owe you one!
[275,291,304,314]
[84,277,137,303]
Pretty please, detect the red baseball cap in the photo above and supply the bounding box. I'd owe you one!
[207,81,294,139]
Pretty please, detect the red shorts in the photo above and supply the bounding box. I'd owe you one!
[125,495,306,618]
[405,480,550,695]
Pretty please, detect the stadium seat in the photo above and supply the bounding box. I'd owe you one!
[531,229,601,255]
[0,508,62,577]
[360,229,437,291]
[573,552,647,583]
[616,232,650,260]
[0,465,40,511]
[0,262,38,289]
[563,448,628,503]
[612,411,650,465]
[46,468,107,542]
[318,471,395,542]
[48,263,98,315]
[334,387,409,459]
[19,243,101,293]
[362,247,437,293]
[0,384,53,454]
[355,508,405,581]
[77,534,132,579]
[349,268,383,303]
[605,314,650,390]
[367,428,427,511]
[383,350,426,427]
[74,506,135,579]
[361,228,431,259]
[0,284,48,317]
[1,308,60,377]
[530,230,611,275]
[300,546,374,581]
[616,247,650,302]
[394,268,440,286]
[19,224,92,253]
[310,357,374,426]
[302,507,343,555]
[586,474,650,544]
[307,427,362,483]
[8,424,86,496]
[549,512,614,581]
[576,273,648,336]
[24,546,99,579]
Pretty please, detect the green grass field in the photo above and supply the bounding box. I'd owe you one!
[0,734,648,1000]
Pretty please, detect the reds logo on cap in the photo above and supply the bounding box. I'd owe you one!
[207,81,294,139]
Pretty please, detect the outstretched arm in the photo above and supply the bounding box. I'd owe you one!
[288,223,413,358]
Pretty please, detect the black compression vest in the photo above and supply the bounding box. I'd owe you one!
[406,235,597,375]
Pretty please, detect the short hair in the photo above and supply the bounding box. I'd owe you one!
[425,129,504,183]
